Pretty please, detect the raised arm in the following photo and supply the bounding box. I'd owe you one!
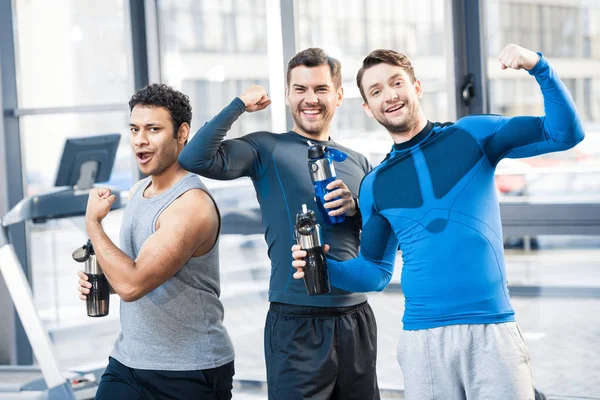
[84,187,219,302]
[468,44,585,166]
[178,85,272,180]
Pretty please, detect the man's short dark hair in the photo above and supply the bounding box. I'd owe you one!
[287,48,342,89]
[128,83,192,138]
[356,49,416,102]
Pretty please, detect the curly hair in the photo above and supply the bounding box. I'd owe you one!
[287,48,342,89]
[128,83,192,138]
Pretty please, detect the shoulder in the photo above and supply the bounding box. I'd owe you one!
[452,114,503,130]
[359,160,386,192]
[241,130,279,142]
[333,143,371,170]
[128,178,148,196]
[238,131,280,150]
[168,187,217,221]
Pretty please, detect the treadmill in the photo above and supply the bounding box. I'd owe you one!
[0,134,123,399]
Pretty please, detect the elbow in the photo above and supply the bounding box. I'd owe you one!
[177,153,194,172]
[575,127,585,145]
[178,152,214,175]
[565,119,586,148]
[374,270,393,292]
[115,284,143,302]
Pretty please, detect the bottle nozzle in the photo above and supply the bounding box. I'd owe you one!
[302,204,308,214]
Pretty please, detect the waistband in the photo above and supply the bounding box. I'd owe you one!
[269,301,368,317]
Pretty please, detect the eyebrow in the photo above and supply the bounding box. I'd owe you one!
[129,123,162,128]
[367,73,405,93]
[292,84,331,89]
[388,73,404,85]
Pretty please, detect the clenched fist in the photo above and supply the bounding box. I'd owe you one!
[239,85,272,113]
[498,44,540,71]
[85,188,116,224]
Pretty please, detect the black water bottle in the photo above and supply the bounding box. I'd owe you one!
[72,240,110,317]
[295,204,330,295]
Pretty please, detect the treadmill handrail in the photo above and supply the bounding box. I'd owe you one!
[0,230,68,391]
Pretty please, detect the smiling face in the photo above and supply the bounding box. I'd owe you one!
[286,64,343,140]
[360,63,423,135]
[129,105,187,176]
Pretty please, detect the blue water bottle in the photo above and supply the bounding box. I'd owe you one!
[307,142,348,225]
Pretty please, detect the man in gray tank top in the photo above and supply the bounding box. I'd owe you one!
[77,84,235,399]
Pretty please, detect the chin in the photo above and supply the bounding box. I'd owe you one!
[137,165,152,176]
[301,122,327,135]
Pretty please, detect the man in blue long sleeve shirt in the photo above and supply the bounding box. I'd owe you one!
[179,48,379,400]
[293,44,585,399]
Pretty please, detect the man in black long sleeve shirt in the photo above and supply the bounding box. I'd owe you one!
[179,48,379,400]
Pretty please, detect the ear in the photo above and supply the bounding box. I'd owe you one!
[285,86,290,107]
[362,101,374,119]
[414,79,423,99]
[177,122,190,145]
[336,86,344,106]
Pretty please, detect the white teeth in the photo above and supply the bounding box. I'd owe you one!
[387,104,404,113]
[302,110,320,115]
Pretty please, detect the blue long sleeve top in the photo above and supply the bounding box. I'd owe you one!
[327,54,585,330]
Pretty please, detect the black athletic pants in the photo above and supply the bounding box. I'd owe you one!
[264,301,380,400]
[95,357,234,400]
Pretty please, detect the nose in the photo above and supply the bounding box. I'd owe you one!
[133,130,149,148]
[304,89,318,104]
[383,86,399,103]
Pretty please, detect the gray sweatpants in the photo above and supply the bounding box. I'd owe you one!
[397,322,534,400]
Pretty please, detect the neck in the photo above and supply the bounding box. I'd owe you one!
[292,125,330,142]
[389,112,428,144]
[148,162,187,196]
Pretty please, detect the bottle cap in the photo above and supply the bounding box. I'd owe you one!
[308,144,327,159]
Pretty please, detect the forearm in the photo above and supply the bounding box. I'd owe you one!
[86,220,137,298]
[328,256,394,292]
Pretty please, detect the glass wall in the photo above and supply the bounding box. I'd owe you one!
[14,0,135,194]
[158,0,272,137]
[487,0,600,198]
[10,0,135,357]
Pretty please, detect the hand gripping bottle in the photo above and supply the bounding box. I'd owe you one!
[294,204,330,295]
[307,142,348,225]
[72,240,110,317]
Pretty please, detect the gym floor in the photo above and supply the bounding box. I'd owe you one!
[29,217,600,399]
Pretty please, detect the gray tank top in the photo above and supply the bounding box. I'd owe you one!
[111,173,235,370]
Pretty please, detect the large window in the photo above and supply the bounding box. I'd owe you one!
[10,0,135,367]
[488,0,600,199]
[14,0,135,195]
[158,0,272,137]
[15,0,133,108]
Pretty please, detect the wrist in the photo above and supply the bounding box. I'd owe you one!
[524,52,541,71]
[85,218,102,229]
[347,197,359,217]
[238,95,249,108]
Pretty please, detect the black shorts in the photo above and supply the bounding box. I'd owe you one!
[264,301,379,400]
[95,357,235,400]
